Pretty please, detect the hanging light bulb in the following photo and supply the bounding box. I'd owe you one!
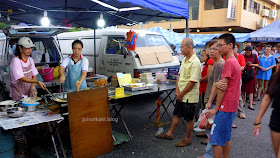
[41,10,50,26]
[228,28,232,32]
[196,29,200,33]
[97,13,105,28]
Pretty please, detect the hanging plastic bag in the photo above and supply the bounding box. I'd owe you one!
[125,30,135,42]
[199,110,215,130]
[127,35,137,51]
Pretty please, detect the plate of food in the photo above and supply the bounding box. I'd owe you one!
[20,97,42,102]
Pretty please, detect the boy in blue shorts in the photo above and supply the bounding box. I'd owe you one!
[206,33,241,158]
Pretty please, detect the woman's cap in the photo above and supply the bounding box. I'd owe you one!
[245,46,252,51]
[18,37,35,48]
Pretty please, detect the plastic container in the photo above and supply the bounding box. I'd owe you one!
[140,77,154,84]
[53,66,59,79]
[155,127,164,135]
[52,50,57,62]
[111,76,119,87]
[0,129,14,158]
[21,101,40,112]
[132,78,140,83]
[41,67,54,81]
[168,66,180,80]
[156,72,167,83]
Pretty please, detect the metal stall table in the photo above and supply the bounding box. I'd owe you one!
[0,110,66,158]
[109,81,177,140]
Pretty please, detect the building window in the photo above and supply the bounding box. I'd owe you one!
[248,0,260,14]
[205,0,228,10]
[243,0,247,10]
[188,0,199,20]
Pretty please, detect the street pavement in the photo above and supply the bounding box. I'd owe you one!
[100,92,275,158]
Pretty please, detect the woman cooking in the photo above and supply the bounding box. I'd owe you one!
[59,40,89,91]
[9,37,46,101]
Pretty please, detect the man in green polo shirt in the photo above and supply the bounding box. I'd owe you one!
[156,37,201,147]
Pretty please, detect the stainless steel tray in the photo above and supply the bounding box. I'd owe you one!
[124,83,155,91]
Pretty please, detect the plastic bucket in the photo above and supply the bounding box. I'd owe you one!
[41,68,54,81]
[0,129,14,158]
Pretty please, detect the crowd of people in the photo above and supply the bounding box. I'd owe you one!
[156,34,280,158]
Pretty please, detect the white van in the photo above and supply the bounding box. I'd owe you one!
[0,25,71,100]
[57,29,180,77]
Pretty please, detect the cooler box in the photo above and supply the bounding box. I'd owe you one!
[168,66,180,80]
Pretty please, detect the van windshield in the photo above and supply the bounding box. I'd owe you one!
[136,34,170,48]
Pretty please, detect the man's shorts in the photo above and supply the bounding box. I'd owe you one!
[210,110,236,146]
[173,101,196,121]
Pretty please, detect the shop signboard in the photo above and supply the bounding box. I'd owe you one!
[227,0,237,20]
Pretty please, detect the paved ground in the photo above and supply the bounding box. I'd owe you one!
[3,91,274,158]
[100,92,274,158]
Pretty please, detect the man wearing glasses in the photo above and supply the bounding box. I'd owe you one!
[206,34,241,158]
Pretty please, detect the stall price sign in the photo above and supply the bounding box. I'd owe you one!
[115,87,124,97]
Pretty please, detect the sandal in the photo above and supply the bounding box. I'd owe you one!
[232,124,237,128]
[239,114,246,119]
[175,138,192,147]
[156,133,174,140]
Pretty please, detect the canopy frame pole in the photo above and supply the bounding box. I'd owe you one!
[94,28,97,74]
[186,18,189,37]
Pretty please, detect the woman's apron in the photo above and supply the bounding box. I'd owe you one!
[64,57,87,91]
[11,60,33,101]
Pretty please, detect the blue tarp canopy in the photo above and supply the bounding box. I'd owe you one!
[117,0,188,18]
[147,26,250,48]
[247,20,280,42]
[0,0,188,28]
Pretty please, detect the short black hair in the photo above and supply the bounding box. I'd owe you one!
[218,33,236,49]
[245,46,252,51]
[264,45,272,49]
[72,40,83,48]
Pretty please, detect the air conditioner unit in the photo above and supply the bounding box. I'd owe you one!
[262,9,269,17]
[259,19,268,28]
[269,10,277,19]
